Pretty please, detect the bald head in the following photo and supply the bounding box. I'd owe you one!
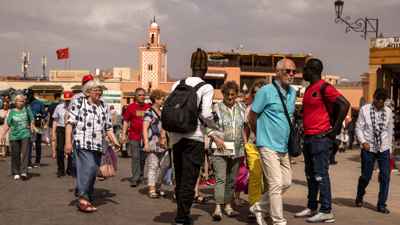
[276,58,296,71]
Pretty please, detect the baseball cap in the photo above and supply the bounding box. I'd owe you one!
[63,91,74,100]
[82,74,94,85]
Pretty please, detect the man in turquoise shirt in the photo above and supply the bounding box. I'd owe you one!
[248,58,297,225]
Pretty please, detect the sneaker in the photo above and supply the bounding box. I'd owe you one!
[249,205,267,225]
[33,164,40,168]
[306,212,335,223]
[295,208,318,218]
[27,166,33,170]
[14,175,20,180]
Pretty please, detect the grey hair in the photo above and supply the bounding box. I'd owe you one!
[82,79,102,94]
[276,58,289,70]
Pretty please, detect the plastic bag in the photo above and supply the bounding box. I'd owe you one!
[99,146,118,177]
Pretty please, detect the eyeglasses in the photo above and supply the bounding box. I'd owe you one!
[284,69,297,75]
[90,88,102,93]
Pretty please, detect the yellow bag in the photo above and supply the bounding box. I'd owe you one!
[245,143,264,206]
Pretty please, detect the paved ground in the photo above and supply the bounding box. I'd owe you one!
[0,148,399,225]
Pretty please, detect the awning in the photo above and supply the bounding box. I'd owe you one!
[29,85,64,92]
[204,71,227,79]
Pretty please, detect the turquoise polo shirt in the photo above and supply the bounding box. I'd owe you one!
[251,81,296,153]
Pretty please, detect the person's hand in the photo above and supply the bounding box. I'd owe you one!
[65,142,73,155]
[143,143,150,152]
[213,136,226,152]
[120,134,127,144]
[52,150,56,159]
[113,142,121,152]
[362,142,370,150]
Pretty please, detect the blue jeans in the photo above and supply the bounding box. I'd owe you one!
[356,150,390,209]
[303,136,333,213]
[75,147,102,201]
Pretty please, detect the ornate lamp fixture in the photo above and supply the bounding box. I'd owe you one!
[334,0,379,39]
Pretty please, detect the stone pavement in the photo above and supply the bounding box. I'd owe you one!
[0,148,399,225]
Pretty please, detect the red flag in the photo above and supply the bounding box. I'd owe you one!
[56,48,69,60]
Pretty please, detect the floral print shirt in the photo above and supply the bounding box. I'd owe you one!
[143,108,166,153]
[67,96,112,152]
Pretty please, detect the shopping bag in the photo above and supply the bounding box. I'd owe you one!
[99,146,118,177]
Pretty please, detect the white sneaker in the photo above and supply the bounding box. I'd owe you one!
[306,212,335,223]
[14,175,20,180]
[249,205,268,225]
[295,208,318,218]
[21,173,28,179]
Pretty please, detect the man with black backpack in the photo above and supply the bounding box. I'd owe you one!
[162,48,218,225]
[295,58,350,223]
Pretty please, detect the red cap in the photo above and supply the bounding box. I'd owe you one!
[63,91,74,100]
[82,74,94,85]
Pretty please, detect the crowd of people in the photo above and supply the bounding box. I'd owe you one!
[0,48,396,225]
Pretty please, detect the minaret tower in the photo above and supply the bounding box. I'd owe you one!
[139,17,168,90]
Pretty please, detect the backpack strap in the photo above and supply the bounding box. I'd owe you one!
[272,81,293,129]
[193,81,206,91]
[179,79,186,86]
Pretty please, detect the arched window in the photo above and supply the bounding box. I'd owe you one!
[151,34,155,44]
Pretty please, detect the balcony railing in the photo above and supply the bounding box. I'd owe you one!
[240,66,274,73]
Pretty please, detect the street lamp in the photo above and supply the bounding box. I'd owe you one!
[334,0,379,40]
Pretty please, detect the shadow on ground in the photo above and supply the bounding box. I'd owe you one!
[68,188,118,208]
[332,197,377,211]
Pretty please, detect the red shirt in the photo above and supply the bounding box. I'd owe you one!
[303,80,342,135]
[123,102,151,141]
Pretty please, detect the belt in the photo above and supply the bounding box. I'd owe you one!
[304,133,328,139]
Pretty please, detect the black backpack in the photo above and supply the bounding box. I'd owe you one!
[320,82,343,135]
[161,79,206,133]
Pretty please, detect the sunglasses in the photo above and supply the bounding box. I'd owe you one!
[284,69,297,75]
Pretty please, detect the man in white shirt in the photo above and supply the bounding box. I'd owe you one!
[169,48,218,225]
[355,88,393,214]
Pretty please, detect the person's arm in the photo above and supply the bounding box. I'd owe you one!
[248,111,257,135]
[387,109,394,153]
[51,121,58,159]
[142,120,150,152]
[328,95,350,137]
[120,106,131,144]
[0,123,10,141]
[65,123,73,154]
[121,120,129,144]
[160,128,167,149]
[105,105,120,149]
[64,98,79,154]
[355,107,369,150]
[199,85,219,131]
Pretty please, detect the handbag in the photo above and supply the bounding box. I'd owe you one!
[272,81,302,157]
[99,146,118,177]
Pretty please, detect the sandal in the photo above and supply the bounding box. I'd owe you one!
[149,191,160,199]
[77,200,97,213]
[194,195,209,204]
[224,207,239,217]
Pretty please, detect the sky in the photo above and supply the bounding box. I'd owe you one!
[0,0,399,81]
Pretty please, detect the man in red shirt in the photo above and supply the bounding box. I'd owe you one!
[121,88,151,187]
[295,58,350,223]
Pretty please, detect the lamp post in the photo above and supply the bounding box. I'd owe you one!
[334,0,379,40]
